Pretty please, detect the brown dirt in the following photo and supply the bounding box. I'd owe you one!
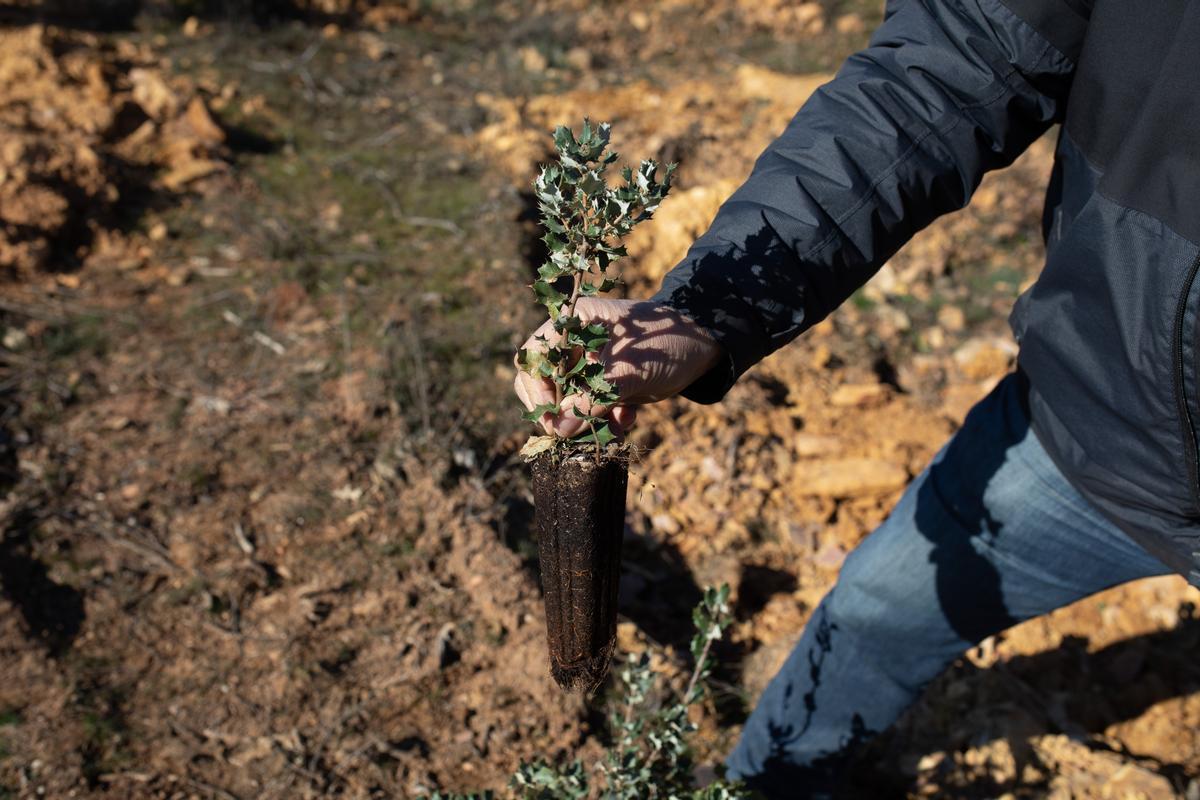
[0,24,232,277]
[2,2,1199,799]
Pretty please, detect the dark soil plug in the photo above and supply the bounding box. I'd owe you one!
[531,451,627,692]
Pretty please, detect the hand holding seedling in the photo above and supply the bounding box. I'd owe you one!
[513,120,719,443]
[514,297,720,438]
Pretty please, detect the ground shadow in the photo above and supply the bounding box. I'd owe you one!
[0,397,83,655]
[0,1,342,31]
[493,465,707,649]
[0,1,140,31]
[0,417,17,496]
[736,564,798,618]
[846,612,1200,797]
[618,523,705,649]
[0,506,85,656]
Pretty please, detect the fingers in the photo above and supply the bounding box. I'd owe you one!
[552,393,591,438]
[554,399,638,440]
[513,298,652,439]
[514,369,595,437]
[611,404,637,432]
[515,366,642,440]
[514,370,558,434]
[514,369,555,409]
[513,372,531,409]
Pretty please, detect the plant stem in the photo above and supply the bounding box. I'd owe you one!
[585,416,601,462]
[554,271,583,408]
[683,630,716,707]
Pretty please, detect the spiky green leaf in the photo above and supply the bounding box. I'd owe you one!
[521,402,559,423]
[572,421,615,448]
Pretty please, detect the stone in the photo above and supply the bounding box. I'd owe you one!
[793,3,825,34]
[922,325,946,350]
[792,458,908,498]
[954,336,1017,381]
[564,47,592,71]
[830,382,891,407]
[517,46,547,73]
[1032,734,1176,798]
[835,13,865,34]
[937,304,966,332]
[129,67,177,120]
[182,95,225,144]
[650,513,680,535]
[793,433,840,457]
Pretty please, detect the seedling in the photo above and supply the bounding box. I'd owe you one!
[424,585,748,799]
[518,121,675,693]
[518,119,674,457]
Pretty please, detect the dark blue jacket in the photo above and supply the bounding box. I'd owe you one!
[652,0,1200,582]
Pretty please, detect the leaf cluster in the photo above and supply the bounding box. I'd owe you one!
[687,585,732,705]
[420,586,746,800]
[518,120,675,449]
[508,584,748,800]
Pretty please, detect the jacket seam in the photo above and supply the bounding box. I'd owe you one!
[992,0,1079,66]
[798,0,1043,261]
[798,117,937,261]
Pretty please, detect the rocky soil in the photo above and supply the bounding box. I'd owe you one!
[2,2,1199,798]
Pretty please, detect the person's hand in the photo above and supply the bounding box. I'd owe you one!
[513,298,722,437]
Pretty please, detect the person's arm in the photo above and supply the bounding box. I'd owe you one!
[652,0,1090,403]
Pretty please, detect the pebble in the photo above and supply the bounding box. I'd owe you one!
[954,336,1017,380]
[830,382,891,407]
[792,458,907,497]
[793,433,840,457]
[518,46,547,73]
[937,304,966,332]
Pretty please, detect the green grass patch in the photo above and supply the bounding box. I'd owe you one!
[44,313,108,360]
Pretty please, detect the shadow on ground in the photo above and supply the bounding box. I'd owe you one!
[0,506,85,657]
[848,613,1200,797]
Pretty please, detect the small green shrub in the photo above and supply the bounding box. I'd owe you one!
[518,119,674,453]
[425,585,750,799]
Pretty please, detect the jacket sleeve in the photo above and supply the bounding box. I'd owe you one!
[650,0,1089,402]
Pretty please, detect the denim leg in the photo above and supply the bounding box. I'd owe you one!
[727,373,1171,796]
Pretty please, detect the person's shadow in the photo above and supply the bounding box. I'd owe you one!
[845,608,1200,797]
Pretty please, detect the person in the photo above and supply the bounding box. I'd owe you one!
[514,0,1200,795]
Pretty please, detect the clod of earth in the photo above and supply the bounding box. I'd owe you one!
[531,452,628,693]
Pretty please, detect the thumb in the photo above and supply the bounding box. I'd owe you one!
[547,393,593,438]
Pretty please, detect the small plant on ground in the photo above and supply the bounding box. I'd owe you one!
[421,585,747,799]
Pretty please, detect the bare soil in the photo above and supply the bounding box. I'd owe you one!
[2,2,1199,798]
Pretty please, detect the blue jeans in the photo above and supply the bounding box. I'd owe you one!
[726,372,1172,796]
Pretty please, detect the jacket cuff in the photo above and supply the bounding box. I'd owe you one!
[649,275,771,405]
